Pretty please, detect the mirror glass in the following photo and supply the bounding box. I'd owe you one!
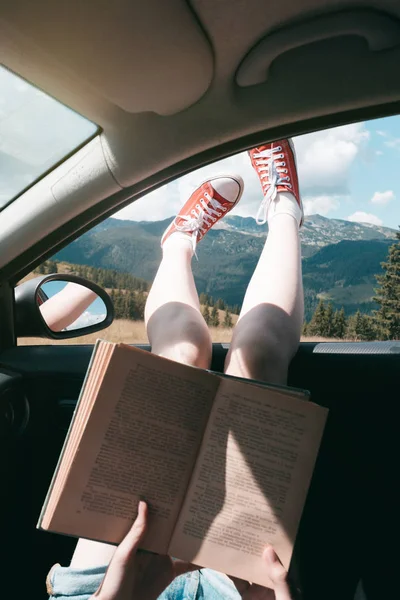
[37,280,107,332]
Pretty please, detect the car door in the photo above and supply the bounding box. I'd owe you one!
[1,307,399,600]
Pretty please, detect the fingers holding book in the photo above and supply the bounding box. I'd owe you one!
[91,501,195,600]
[91,500,148,599]
[91,500,296,600]
[232,546,296,600]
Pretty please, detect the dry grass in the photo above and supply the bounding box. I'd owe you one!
[18,319,235,346]
[18,318,352,346]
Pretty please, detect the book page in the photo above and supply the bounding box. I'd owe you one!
[45,345,219,554]
[169,377,327,587]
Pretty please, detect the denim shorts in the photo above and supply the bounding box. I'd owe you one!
[46,563,241,600]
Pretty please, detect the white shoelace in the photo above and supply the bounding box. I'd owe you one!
[174,191,227,254]
[253,146,292,225]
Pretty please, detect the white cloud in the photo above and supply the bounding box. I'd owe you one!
[303,195,340,216]
[376,150,383,156]
[370,190,395,205]
[66,311,106,330]
[378,128,400,149]
[116,122,370,221]
[116,183,180,221]
[294,122,369,197]
[347,211,383,226]
[384,138,400,149]
[117,152,261,221]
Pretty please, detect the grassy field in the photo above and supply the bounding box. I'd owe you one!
[18,318,342,346]
[18,319,233,345]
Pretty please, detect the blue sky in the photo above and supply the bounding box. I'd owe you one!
[343,117,400,228]
[117,116,400,230]
[0,66,96,207]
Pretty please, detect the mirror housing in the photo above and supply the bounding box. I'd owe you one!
[15,274,114,339]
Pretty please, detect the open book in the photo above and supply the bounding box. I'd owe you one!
[38,341,328,587]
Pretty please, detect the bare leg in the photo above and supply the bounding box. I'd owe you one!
[225,203,303,385]
[144,173,243,368]
[145,236,212,368]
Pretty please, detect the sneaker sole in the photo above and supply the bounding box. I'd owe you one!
[287,139,304,225]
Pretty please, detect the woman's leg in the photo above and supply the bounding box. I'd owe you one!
[144,235,211,369]
[200,142,303,599]
[225,139,303,384]
[145,174,243,369]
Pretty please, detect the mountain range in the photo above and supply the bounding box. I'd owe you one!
[54,214,397,320]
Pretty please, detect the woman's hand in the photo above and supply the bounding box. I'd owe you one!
[91,500,296,600]
[232,546,296,600]
[91,501,194,600]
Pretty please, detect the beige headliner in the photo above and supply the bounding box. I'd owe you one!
[1,0,400,270]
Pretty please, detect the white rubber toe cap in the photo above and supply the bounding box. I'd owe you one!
[208,174,244,205]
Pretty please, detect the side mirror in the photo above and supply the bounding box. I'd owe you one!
[15,274,114,339]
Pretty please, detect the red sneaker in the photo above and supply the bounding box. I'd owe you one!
[161,174,244,252]
[248,139,303,226]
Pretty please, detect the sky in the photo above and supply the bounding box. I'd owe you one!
[116,117,400,229]
[1,65,400,229]
[0,66,97,207]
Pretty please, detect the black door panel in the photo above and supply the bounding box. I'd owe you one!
[0,342,397,600]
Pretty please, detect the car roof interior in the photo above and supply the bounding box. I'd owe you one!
[2,0,400,280]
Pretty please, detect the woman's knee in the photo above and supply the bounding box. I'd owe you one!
[225,325,297,384]
[147,302,212,368]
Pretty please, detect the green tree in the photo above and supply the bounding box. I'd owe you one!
[347,311,376,341]
[325,302,335,338]
[215,298,226,310]
[125,290,138,320]
[302,321,308,337]
[121,290,131,319]
[201,304,211,325]
[211,305,220,327]
[347,311,360,340]
[307,299,329,337]
[134,291,146,320]
[35,263,45,274]
[42,260,58,274]
[361,315,377,341]
[373,227,400,340]
[199,293,207,305]
[113,289,124,319]
[223,308,233,328]
[109,288,116,312]
[332,307,346,339]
